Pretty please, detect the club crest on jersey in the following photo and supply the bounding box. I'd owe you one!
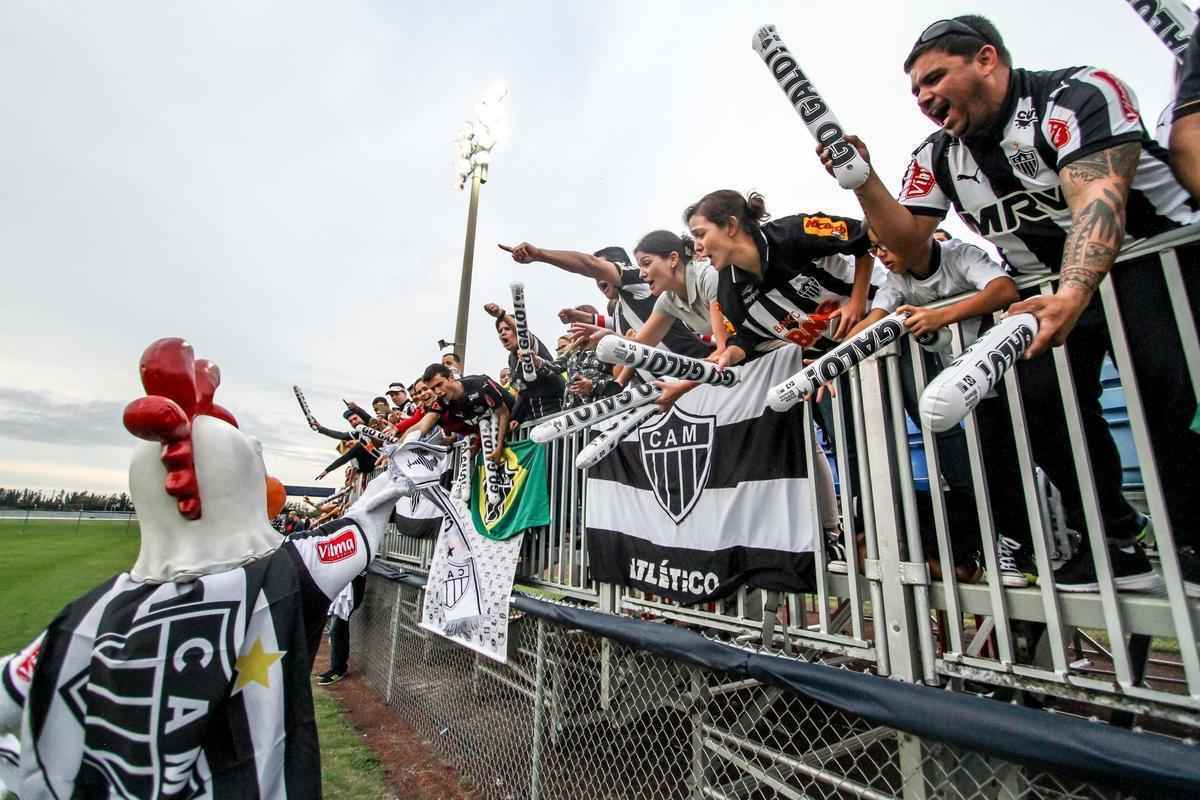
[802,216,848,240]
[1008,147,1040,179]
[639,406,715,524]
[317,528,359,563]
[58,597,240,799]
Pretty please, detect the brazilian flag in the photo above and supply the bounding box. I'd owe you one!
[470,439,551,540]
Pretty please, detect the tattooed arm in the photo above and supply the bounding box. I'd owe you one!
[1010,141,1140,357]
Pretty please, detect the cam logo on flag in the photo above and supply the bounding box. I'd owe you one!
[470,439,550,541]
[639,406,715,524]
[58,598,240,799]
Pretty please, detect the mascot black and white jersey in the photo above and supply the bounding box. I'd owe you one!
[0,338,427,799]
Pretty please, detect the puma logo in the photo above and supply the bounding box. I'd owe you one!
[957,168,983,184]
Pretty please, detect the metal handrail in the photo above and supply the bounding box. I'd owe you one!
[373,223,1200,726]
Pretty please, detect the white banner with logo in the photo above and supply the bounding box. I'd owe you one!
[419,487,522,664]
[585,346,817,604]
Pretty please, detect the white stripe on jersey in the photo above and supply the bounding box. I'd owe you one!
[239,588,287,800]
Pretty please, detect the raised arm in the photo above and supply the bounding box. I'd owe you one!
[817,135,939,261]
[314,424,352,442]
[499,242,622,285]
[1009,142,1140,356]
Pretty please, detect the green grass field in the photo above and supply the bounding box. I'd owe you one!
[0,518,391,798]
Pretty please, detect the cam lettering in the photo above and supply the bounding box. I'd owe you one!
[317,529,359,563]
[646,424,699,449]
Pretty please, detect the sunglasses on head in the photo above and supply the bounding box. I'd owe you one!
[914,19,990,47]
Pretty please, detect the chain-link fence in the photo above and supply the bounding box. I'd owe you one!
[351,575,1183,800]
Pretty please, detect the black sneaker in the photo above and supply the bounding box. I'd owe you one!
[1053,543,1163,593]
[317,671,346,685]
[994,536,1030,588]
[1180,547,1199,599]
[315,669,336,681]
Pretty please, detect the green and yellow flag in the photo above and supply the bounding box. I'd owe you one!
[470,439,550,540]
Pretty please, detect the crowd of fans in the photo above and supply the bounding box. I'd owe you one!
[298,14,1200,606]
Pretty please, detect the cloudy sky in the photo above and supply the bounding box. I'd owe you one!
[0,0,1183,494]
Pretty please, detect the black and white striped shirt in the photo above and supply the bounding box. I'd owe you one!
[899,66,1200,274]
[717,213,869,359]
[0,516,378,799]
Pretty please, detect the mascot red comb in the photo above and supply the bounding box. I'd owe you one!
[0,338,427,798]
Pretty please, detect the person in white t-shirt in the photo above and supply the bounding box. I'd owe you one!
[860,229,1016,347]
[849,227,1022,583]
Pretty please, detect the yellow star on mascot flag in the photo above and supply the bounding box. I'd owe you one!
[233,638,285,693]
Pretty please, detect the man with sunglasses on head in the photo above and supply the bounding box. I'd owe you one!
[818,14,1200,595]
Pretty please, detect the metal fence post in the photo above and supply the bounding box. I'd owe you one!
[530,618,546,800]
[859,359,931,800]
[857,359,922,682]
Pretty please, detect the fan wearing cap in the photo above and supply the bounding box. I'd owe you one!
[0,337,420,798]
[498,239,712,359]
[387,382,416,416]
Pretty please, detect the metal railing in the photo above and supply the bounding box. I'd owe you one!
[375,224,1200,731]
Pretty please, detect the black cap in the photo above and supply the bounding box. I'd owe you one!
[593,246,631,267]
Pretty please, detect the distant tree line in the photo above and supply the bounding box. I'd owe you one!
[0,487,133,511]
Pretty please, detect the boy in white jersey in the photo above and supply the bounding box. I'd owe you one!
[849,229,1023,583]
[856,231,1016,348]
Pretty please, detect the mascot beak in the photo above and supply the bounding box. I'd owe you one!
[266,476,286,519]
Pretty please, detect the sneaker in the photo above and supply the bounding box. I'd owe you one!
[1135,513,1155,550]
[825,532,848,574]
[315,669,336,681]
[1054,543,1163,593]
[317,671,346,686]
[994,537,1030,588]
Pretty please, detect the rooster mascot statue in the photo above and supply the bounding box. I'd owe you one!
[0,338,437,798]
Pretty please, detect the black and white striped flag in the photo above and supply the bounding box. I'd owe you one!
[586,347,816,603]
[392,488,444,539]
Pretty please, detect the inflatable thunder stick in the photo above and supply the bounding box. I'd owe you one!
[919,313,1038,432]
[574,405,661,470]
[752,24,871,190]
[1122,0,1195,61]
[767,312,910,411]
[596,336,738,387]
[477,413,504,504]
[511,282,537,383]
[530,382,662,443]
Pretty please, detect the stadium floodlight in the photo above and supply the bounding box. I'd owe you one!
[451,83,508,368]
